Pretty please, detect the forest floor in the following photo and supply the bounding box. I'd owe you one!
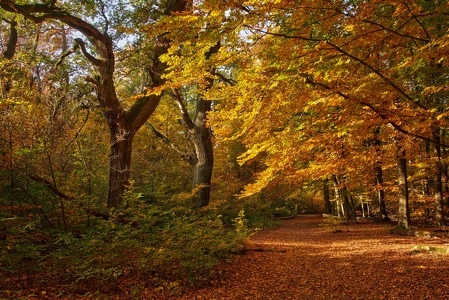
[173,214,449,300]
[3,214,449,299]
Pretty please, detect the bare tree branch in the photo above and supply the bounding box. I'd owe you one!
[74,38,102,66]
[166,88,195,131]
[53,40,80,69]
[213,71,237,86]
[146,122,197,166]
[0,0,104,43]
[28,174,73,201]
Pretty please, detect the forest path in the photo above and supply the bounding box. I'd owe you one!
[178,214,449,300]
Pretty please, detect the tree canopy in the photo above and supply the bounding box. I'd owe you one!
[1,0,449,296]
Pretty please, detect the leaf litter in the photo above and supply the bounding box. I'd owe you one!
[3,214,449,299]
[177,214,449,300]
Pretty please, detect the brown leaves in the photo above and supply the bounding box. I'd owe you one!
[179,215,449,299]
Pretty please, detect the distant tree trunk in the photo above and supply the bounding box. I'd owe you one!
[334,175,356,224]
[332,175,344,220]
[373,128,389,222]
[342,191,350,224]
[349,196,358,224]
[441,129,449,193]
[396,146,411,229]
[432,125,445,226]
[375,165,389,221]
[323,179,331,214]
[424,141,431,196]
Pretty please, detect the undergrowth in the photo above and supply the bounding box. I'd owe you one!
[0,189,257,297]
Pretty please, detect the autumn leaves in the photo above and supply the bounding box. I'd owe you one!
[1,0,448,225]
[199,1,449,225]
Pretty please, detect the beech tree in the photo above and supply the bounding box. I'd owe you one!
[0,0,187,208]
[204,0,449,224]
[396,139,411,229]
[159,85,215,208]
[372,128,390,221]
[148,5,228,207]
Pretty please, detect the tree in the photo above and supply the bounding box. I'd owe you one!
[373,127,390,222]
[432,125,445,226]
[396,140,411,229]
[166,40,220,208]
[202,0,449,225]
[148,6,228,207]
[323,179,331,215]
[0,0,188,208]
[164,86,214,208]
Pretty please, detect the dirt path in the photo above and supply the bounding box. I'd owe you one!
[177,214,449,300]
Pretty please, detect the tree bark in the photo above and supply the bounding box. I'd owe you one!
[191,97,214,208]
[432,125,445,226]
[1,18,17,95]
[171,88,214,208]
[323,179,331,214]
[332,175,343,219]
[349,196,358,224]
[373,128,389,222]
[441,129,449,193]
[168,41,219,208]
[106,122,134,208]
[2,19,17,59]
[396,145,411,229]
[189,42,220,208]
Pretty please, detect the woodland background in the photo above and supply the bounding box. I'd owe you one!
[1,0,449,297]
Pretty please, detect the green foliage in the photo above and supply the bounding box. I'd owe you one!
[412,245,449,255]
[146,211,244,284]
[0,187,251,294]
[211,196,280,231]
[319,217,345,232]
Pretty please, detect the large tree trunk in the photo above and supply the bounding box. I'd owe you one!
[192,98,214,208]
[170,42,219,208]
[189,43,221,208]
[170,89,214,208]
[396,147,411,229]
[107,123,134,208]
[432,125,445,226]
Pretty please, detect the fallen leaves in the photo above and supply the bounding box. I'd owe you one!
[2,214,449,299]
[178,214,449,300]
